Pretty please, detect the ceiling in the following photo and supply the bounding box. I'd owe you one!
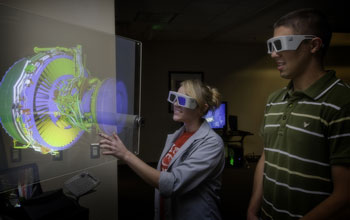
[115,0,349,43]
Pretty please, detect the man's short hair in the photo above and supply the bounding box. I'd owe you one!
[273,8,332,56]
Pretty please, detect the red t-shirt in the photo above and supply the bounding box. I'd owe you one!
[160,131,194,220]
[161,131,194,171]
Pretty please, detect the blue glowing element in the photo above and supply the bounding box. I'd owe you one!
[204,103,226,129]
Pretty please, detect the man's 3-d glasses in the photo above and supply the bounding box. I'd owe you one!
[267,35,316,54]
[167,91,197,109]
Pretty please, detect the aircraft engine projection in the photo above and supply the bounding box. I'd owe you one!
[0,45,127,154]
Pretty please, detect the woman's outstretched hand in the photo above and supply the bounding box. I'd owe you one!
[99,132,130,161]
[100,132,160,189]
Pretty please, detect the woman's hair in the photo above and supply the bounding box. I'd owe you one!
[180,79,221,116]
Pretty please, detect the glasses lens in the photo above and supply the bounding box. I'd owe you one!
[169,93,177,103]
[268,42,272,53]
[178,96,186,106]
[274,39,282,51]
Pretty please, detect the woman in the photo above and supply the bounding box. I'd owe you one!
[99,79,225,220]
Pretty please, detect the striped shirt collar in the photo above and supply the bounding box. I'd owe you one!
[282,70,338,101]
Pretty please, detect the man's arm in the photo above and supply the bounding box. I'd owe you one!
[247,152,265,220]
[301,165,350,220]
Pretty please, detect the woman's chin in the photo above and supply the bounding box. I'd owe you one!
[173,115,181,122]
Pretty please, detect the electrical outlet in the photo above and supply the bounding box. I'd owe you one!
[90,143,100,159]
[11,148,21,162]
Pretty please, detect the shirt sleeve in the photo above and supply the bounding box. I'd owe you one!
[328,102,350,165]
[158,135,224,198]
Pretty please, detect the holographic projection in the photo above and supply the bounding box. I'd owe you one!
[0,45,127,155]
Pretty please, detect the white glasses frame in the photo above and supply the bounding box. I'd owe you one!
[267,35,316,54]
[167,91,197,109]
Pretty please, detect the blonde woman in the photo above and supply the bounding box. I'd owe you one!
[99,79,225,220]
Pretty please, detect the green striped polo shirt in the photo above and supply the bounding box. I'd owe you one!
[261,70,350,220]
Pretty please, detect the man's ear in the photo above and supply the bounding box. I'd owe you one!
[310,37,323,53]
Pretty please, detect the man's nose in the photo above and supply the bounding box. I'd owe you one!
[270,50,280,58]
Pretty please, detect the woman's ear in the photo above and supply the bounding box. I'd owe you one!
[202,104,209,115]
[310,37,323,53]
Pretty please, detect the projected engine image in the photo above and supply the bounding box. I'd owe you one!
[0,45,127,155]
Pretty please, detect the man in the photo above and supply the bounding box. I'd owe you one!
[247,8,350,220]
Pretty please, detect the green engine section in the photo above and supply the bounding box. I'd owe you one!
[0,59,28,144]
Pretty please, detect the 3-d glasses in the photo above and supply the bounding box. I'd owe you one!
[167,91,197,109]
[267,35,316,54]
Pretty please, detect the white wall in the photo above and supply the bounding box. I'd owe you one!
[0,0,114,34]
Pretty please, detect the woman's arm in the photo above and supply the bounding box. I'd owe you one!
[99,132,160,188]
[159,136,224,197]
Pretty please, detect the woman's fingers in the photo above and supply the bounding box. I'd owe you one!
[98,132,128,159]
[112,132,120,141]
[99,144,114,150]
[98,132,107,138]
[99,138,114,146]
[102,150,115,155]
[99,132,113,141]
[99,132,120,145]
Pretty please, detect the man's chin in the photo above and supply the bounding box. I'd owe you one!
[280,71,292,79]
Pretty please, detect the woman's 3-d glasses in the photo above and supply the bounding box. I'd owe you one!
[167,91,197,109]
[267,35,316,54]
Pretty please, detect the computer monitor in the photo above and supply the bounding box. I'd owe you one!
[204,101,227,131]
